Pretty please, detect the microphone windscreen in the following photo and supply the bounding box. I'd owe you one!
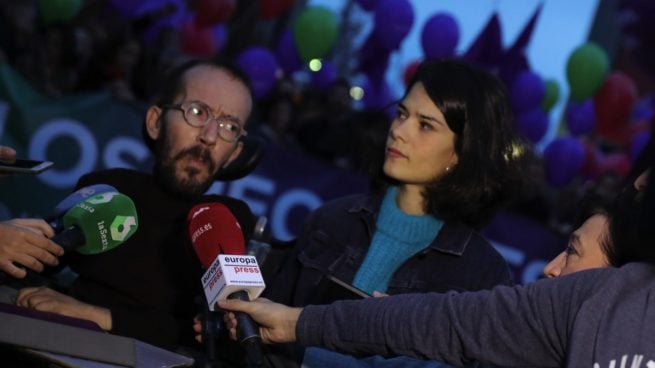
[62,192,139,254]
[187,203,245,268]
[54,184,118,216]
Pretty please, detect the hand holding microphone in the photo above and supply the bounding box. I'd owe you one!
[0,218,61,278]
[1,191,139,288]
[0,184,121,279]
[188,202,265,367]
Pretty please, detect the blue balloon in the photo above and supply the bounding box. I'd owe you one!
[276,29,303,76]
[630,131,650,161]
[510,70,545,114]
[544,137,585,187]
[421,13,459,59]
[236,47,279,100]
[212,23,229,54]
[373,0,414,50]
[515,107,549,143]
[356,0,379,11]
[566,99,596,136]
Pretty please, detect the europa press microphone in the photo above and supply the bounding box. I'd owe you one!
[1,192,139,288]
[187,202,265,367]
[47,184,118,233]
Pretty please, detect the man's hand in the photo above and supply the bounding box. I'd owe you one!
[0,219,62,278]
[215,297,302,344]
[16,287,112,331]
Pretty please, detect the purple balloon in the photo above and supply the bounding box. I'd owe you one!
[137,0,188,45]
[566,99,596,136]
[544,137,585,187]
[356,0,380,11]
[212,23,228,54]
[236,47,279,100]
[421,13,459,59]
[311,61,338,90]
[373,0,414,50]
[510,70,545,114]
[108,0,142,17]
[276,29,303,76]
[630,131,651,161]
[515,108,549,143]
[363,78,394,114]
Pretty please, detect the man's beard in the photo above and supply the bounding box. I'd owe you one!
[154,124,218,199]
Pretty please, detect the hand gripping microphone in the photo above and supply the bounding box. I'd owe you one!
[48,184,118,233]
[53,191,139,254]
[188,202,265,367]
[1,192,138,289]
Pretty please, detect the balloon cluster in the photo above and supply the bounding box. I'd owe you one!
[541,41,650,188]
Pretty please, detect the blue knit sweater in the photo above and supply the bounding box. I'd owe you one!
[353,186,443,294]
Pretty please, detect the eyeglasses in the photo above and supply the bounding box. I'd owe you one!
[161,101,247,143]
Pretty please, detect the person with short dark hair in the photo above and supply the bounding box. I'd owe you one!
[14,59,256,357]
[263,59,533,367]
[543,168,651,277]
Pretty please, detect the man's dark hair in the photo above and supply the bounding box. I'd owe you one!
[605,164,655,266]
[142,57,254,151]
[369,58,534,227]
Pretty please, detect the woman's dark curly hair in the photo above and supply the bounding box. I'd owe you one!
[370,59,534,227]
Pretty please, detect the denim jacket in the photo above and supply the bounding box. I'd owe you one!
[265,193,513,308]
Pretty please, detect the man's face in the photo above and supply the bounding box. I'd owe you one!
[147,65,252,197]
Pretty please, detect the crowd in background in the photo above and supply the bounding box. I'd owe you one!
[0,0,652,239]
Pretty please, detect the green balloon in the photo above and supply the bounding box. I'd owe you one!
[566,42,609,102]
[38,0,83,26]
[541,79,560,111]
[293,6,339,63]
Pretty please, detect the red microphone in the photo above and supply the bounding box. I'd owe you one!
[188,202,246,267]
[187,202,264,366]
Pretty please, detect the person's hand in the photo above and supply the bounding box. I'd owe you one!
[0,145,16,162]
[217,297,302,344]
[16,287,112,330]
[372,291,389,297]
[0,145,16,178]
[0,219,62,278]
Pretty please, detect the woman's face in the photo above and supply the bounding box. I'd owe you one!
[383,82,458,187]
[543,214,610,278]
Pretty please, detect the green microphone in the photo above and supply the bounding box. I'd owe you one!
[55,192,139,254]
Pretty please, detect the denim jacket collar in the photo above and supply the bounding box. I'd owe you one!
[345,193,472,257]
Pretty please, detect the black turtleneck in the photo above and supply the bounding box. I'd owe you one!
[67,168,254,351]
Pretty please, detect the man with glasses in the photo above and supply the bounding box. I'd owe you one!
[14,59,256,360]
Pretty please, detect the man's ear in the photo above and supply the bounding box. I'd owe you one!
[145,106,163,140]
[223,141,244,168]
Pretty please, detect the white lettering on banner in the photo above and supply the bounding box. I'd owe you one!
[29,119,97,188]
[492,241,549,284]
[103,136,150,170]
[226,175,275,216]
[208,176,322,240]
[272,188,322,240]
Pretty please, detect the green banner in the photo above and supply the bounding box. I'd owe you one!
[0,62,151,219]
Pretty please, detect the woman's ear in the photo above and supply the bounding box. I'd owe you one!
[145,106,163,140]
